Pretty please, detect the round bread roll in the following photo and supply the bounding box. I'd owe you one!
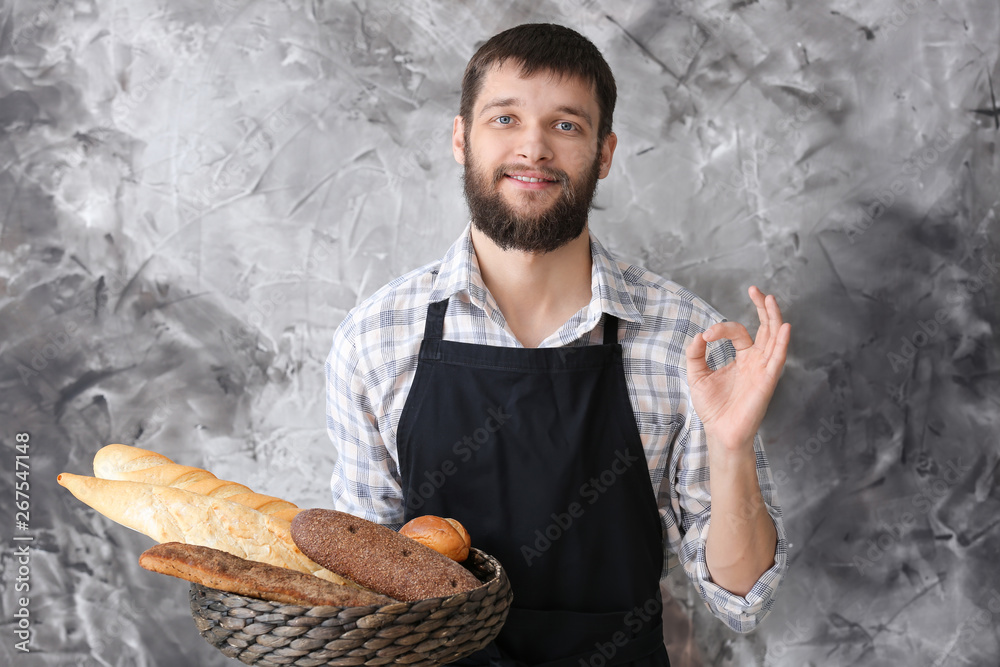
[400,516,471,562]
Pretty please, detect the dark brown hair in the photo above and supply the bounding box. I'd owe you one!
[459,23,617,145]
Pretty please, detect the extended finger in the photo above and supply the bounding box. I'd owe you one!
[765,321,791,378]
[749,285,768,322]
[763,293,786,359]
[749,286,771,349]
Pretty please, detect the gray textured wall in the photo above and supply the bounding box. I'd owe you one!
[1,0,998,665]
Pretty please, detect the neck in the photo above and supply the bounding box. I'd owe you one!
[470,224,594,347]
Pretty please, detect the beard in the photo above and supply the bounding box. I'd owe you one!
[462,142,602,254]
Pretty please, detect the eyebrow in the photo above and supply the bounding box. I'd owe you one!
[478,97,520,118]
[477,97,593,128]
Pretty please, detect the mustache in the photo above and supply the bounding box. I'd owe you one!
[490,164,569,187]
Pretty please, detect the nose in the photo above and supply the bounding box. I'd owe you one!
[514,123,553,163]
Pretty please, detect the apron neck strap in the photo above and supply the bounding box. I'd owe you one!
[424,298,449,340]
[603,312,619,345]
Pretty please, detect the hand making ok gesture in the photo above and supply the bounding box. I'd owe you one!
[685,286,791,452]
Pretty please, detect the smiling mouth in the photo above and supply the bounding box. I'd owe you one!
[507,174,558,183]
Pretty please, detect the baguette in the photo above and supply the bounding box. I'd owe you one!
[291,509,482,602]
[139,542,397,607]
[93,444,301,522]
[56,473,348,585]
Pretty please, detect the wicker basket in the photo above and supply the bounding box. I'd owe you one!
[188,548,511,666]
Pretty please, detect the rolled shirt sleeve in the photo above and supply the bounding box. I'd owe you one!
[678,432,788,633]
[666,411,788,632]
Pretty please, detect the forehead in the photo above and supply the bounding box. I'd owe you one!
[473,61,598,113]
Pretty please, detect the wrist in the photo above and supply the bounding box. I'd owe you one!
[707,438,759,488]
[706,432,756,459]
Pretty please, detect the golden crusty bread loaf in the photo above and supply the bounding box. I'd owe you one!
[139,542,397,607]
[56,473,349,585]
[93,444,301,522]
[291,509,482,602]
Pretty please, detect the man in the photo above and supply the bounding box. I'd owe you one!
[327,23,789,666]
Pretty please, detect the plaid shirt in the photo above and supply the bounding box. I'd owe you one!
[326,223,788,632]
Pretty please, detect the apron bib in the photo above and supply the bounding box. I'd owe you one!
[397,297,669,666]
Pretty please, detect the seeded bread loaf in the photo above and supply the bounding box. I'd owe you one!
[291,509,482,602]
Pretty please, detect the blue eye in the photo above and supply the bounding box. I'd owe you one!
[558,121,576,131]
[496,115,512,125]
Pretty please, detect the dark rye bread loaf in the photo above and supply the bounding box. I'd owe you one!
[290,509,482,602]
[139,542,396,607]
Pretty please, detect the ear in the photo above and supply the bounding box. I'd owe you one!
[452,116,466,165]
[598,131,617,179]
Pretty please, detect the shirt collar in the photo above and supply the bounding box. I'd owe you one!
[587,230,645,326]
[430,223,644,330]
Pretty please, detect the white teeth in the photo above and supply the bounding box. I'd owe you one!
[510,175,552,183]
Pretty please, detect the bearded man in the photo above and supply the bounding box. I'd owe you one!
[326,22,789,666]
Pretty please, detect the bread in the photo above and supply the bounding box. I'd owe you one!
[139,542,397,607]
[291,509,482,602]
[56,473,349,585]
[93,444,301,522]
[400,516,472,562]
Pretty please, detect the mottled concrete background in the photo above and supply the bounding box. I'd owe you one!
[1,0,998,665]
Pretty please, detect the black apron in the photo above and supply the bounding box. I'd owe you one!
[398,297,670,666]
